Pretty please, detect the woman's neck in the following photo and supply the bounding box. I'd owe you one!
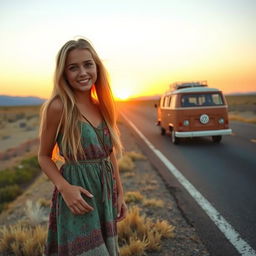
[73,90,94,106]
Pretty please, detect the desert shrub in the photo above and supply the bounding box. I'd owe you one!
[0,168,35,187]
[15,113,25,120]
[0,169,16,187]
[118,206,175,255]
[118,155,135,172]
[142,198,164,208]
[0,203,9,213]
[20,156,39,169]
[126,151,146,161]
[0,185,22,203]
[0,156,40,213]
[125,191,144,203]
[119,236,148,256]
[118,151,146,172]
[0,156,39,187]
[14,167,37,184]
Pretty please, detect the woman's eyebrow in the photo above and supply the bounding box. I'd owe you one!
[66,59,93,67]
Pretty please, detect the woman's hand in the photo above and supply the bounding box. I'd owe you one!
[59,184,94,215]
[116,193,128,222]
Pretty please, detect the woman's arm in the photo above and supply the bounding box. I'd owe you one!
[38,98,93,215]
[110,149,127,221]
[38,98,69,190]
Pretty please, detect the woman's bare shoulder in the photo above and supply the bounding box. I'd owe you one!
[49,96,63,111]
[47,96,64,123]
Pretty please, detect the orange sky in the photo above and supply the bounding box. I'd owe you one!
[0,0,255,100]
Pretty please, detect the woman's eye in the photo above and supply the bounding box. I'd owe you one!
[84,62,93,68]
[69,66,77,71]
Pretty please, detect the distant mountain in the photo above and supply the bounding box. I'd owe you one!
[0,95,46,106]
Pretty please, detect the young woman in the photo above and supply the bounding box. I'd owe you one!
[38,38,127,256]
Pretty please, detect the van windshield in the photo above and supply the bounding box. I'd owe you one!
[181,93,224,107]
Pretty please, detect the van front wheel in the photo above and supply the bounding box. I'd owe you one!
[171,129,180,144]
[160,127,166,135]
[212,136,222,143]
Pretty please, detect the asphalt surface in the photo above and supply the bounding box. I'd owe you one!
[118,102,256,256]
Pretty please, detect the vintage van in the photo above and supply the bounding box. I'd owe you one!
[155,81,232,144]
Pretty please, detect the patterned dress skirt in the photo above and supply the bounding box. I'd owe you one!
[44,120,119,256]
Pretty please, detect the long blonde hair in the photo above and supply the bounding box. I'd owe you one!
[40,38,123,162]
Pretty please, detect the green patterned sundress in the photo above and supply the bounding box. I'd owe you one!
[44,117,119,256]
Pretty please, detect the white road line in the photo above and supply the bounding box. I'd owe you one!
[121,113,256,256]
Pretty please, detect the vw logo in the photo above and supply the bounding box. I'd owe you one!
[200,114,209,124]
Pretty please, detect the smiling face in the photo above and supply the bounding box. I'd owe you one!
[64,48,97,93]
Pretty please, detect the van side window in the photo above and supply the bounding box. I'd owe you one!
[162,96,166,107]
[168,96,172,107]
[162,96,171,108]
[165,96,170,107]
[170,95,176,108]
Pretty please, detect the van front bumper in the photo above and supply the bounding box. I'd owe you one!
[175,129,232,138]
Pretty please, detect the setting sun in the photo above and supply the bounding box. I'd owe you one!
[113,88,132,101]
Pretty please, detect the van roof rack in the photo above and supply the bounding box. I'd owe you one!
[170,81,208,90]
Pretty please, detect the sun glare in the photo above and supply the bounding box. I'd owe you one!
[113,88,132,101]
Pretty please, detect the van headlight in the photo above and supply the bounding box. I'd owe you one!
[183,120,190,126]
[218,118,224,124]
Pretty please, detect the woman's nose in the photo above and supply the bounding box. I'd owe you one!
[79,66,87,76]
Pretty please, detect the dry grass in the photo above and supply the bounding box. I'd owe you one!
[0,223,47,256]
[23,200,48,226]
[118,155,135,172]
[138,174,156,185]
[225,95,256,105]
[228,114,256,124]
[119,236,148,256]
[146,229,162,251]
[118,151,147,172]
[154,220,175,238]
[126,151,146,161]
[0,105,41,117]
[0,130,9,139]
[124,191,164,208]
[143,198,165,208]
[125,191,144,203]
[123,172,135,178]
[37,198,51,208]
[118,206,175,255]
[141,185,158,191]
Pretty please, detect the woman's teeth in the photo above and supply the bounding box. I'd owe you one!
[79,78,90,84]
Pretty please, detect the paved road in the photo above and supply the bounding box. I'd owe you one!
[118,101,256,256]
